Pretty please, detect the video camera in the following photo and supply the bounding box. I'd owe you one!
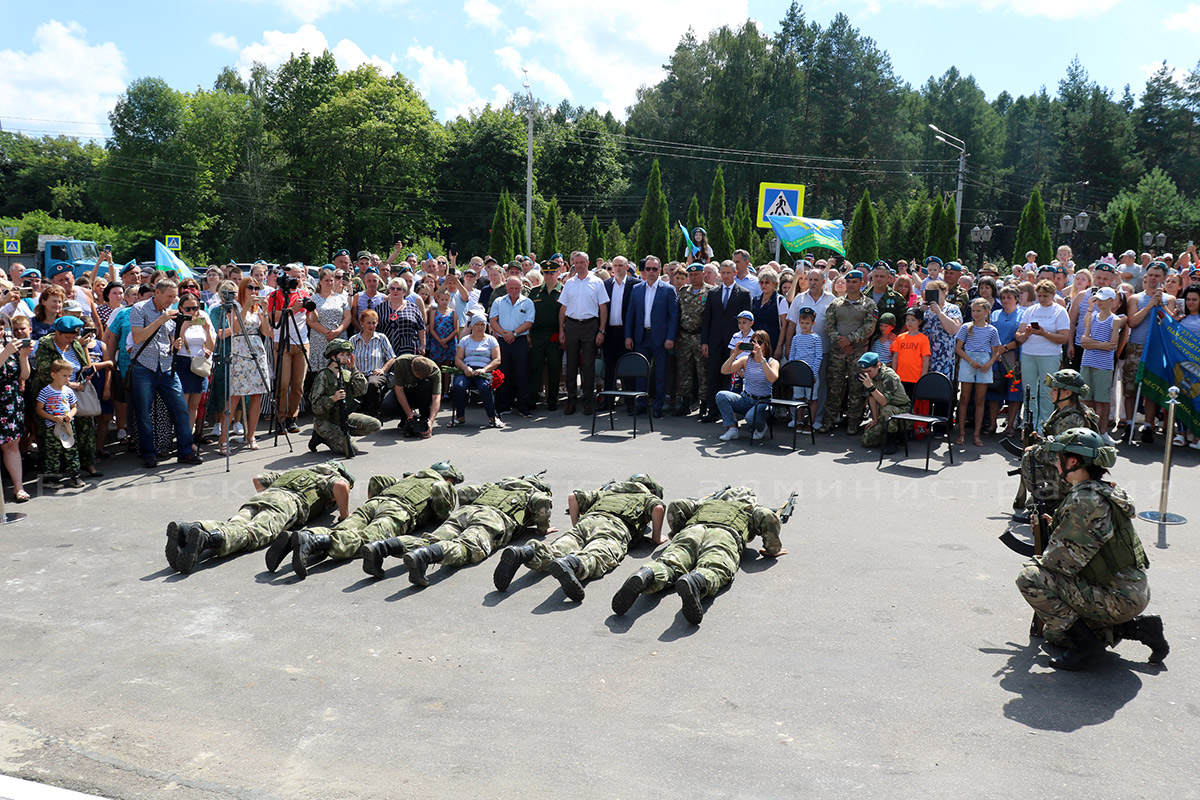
[278,274,300,292]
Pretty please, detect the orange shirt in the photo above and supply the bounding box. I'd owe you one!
[891,331,931,383]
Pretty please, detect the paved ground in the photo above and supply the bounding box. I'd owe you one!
[1,411,1197,800]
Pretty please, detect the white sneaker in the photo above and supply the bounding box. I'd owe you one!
[752,428,766,441]
[719,426,739,442]
[211,422,222,438]
[231,422,245,436]
[116,428,127,440]
[1189,440,1200,451]
[1101,433,1117,446]
[787,419,797,429]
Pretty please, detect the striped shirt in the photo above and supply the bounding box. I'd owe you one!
[350,331,395,373]
[872,334,895,366]
[954,322,1001,352]
[743,356,775,397]
[787,332,823,375]
[1080,312,1117,370]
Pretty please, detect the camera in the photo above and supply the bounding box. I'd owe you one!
[81,326,96,337]
[278,274,299,292]
[219,288,238,306]
[302,299,317,313]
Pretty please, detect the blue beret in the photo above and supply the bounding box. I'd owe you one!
[1054,266,1067,275]
[871,260,889,269]
[796,306,816,317]
[322,263,336,271]
[845,270,864,280]
[924,256,943,267]
[686,263,702,273]
[47,262,73,279]
[54,315,85,333]
[1093,262,1115,273]
[21,268,40,279]
[857,351,880,368]
[550,252,563,261]
[944,261,964,272]
[855,262,870,271]
[333,249,350,258]
[119,263,137,276]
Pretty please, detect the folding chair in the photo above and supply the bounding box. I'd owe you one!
[767,360,816,451]
[590,352,653,439]
[882,371,955,470]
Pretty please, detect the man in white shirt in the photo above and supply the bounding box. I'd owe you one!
[732,250,761,299]
[558,251,609,415]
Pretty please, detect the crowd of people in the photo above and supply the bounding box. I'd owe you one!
[1,236,1198,501]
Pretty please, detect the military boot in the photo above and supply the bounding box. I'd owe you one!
[403,543,445,587]
[611,566,654,615]
[265,530,294,573]
[165,521,190,572]
[308,433,321,453]
[1049,620,1108,671]
[1115,615,1170,664]
[291,530,332,580]
[493,544,535,591]
[549,554,585,602]
[359,537,407,579]
[675,571,708,625]
[178,524,224,575]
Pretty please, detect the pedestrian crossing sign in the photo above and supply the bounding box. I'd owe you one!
[165,235,181,251]
[3,239,18,254]
[756,183,805,229]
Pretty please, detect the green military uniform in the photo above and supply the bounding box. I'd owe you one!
[945,285,971,318]
[861,364,911,447]
[1017,480,1149,646]
[528,480,662,579]
[822,294,878,431]
[1021,401,1100,511]
[169,462,352,571]
[309,353,381,456]
[399,476,554,586]
[32,332,96,475]
[305,468,457,560]
[527,281,563,408]
[871,288,908,330]
[674,284,709,411]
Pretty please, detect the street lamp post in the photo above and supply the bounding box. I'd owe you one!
[1142,231,1167,256]
[969,223,993,267]
[523,68,534,256]
[1059,210,1089,259]
[928,124,966,257]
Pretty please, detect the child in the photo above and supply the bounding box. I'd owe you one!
[872,313,897,366]
[890,308,931,398]
[1080,286,1125,445]
[727,310,755,392]
[786,306,823,431]
[37,359,84,488]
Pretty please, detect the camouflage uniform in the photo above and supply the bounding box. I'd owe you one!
[675,285,709,408]
[871,288,909,330]
[399,477,553,568]
[309,364,381,455]
[946,285,971,318]
[1021,402,1100,511]
[861,364,911,447]
[304,468,457,560]
[1016,480,1150,646]
[527,282,563,407]
[526,481,663,580]
[193,462,351,556]
[822,294,878,430]
[640,486,782,598]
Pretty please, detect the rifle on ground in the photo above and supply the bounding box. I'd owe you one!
[777,492,798,524]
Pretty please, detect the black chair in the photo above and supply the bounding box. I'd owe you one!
[590,352,654,439]
[882,371,955,470]
[767,360,816,450]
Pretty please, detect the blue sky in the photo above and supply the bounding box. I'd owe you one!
[1,0,1197,141]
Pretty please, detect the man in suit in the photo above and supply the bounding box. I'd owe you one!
[699,260,751,423]
[600,256,641,410]
[624,255,678,417]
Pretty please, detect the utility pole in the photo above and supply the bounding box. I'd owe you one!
[928,124,966,256]
[523,68,534,256]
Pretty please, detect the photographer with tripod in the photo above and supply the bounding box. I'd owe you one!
[268,263,311,434]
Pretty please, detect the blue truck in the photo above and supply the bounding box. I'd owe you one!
[36,235,102,279]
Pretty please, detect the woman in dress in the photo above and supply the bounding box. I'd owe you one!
[426,287,459,367]
[919,279,963,379]
[212,278,272,453]
[0,328,32,501]
[96,283,125,331]
[379,277,426,357]
[306,267,351,377]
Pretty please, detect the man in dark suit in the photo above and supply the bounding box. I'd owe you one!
[699,260,751,422]
[624,256,678,417]
[600,255,641,410]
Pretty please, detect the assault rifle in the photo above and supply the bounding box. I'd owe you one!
[335,368,354,459]
[777,492,798,524]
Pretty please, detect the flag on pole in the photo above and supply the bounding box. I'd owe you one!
[154,240,195,279]
[766,215,845,256]
[679,222,698,256]
[1137,307,1200,436]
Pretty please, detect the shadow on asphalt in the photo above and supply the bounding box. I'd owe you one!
[481,569,549,606]
[604,591,667,633]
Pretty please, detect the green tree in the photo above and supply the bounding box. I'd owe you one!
[1012,187,1053,265]
[490,191,512,259]
[560,210,587,255]
[941,194,960,260]
[539,198,559,260]
[603,218,626,259]
[925,195,944,259]
[706,165,734,260]
[1112,201,1141,256]
[634,159,669,260]
[900,195,932,262]
[588,215,603,264]
[846,187,878,264]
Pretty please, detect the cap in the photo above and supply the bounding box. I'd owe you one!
[1095,286,1117,301]
[462,267,477,276]
[796,306,816,317]
[857,351,880,368]
[333,248,350,259]
[1093,262,1115,274]
[356,250,371,260]
[845,269,864,280]
[978,263,999,274]
[47,262,73,279]
[62,299,84,313]
[1120,249,1136,258]
[924,256,943,267]
[879,313,896,326]
[737,310,755,321]
[468,313,488,327]
[550,252,563,261]
[140,266,157,277]
[871,260,889,270]
[483,256,498,265]
[1055,266,1067,275]
[507,260,523,271]
[53,315,84,332]
[686,263,703,273]
[1025,250,1038,258]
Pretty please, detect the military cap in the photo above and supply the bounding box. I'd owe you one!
[871,260,890,270]
[857,351,880,367]
[796,306,816,317]
[1093,262,1116,274]
[686,263,703,273]
[53,315,84,333]
[924,256,943,267]
[944,261,964,273]
[324,339,354,359]
[46,262,73,279]
[333,248,350,259]
[845,269,864,280]
[21,267,40,279]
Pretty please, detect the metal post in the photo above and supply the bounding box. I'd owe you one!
[523,69,534,256]
[1137,386,1187,534]
[954,150,965,255]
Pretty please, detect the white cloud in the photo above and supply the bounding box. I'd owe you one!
[238,25,392,76]
[508,26,535,47]
[406,46,509,120]
[0,20,126,139]
[1166,3,1200,31]
[464,0,503,30]
[208,32,240,51]
[493,46,572,101]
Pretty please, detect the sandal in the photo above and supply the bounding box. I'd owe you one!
[973,436,985,447]
[246,439,260,451]
[13,490,30,503]
[216,446,230,456]
[447,418,466,428]
[955,434,966,445]
[487,418,506,430]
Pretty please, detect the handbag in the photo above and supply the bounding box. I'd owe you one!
[190,352,213,378]
[75,382,102,417]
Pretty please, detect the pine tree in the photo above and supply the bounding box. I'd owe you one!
[561,210,587,255]
[1012,187,1053,265]
[603,218,626,259]
[489,191,510,260]
[941,194,960,260]
[588,215,603,263]
[846,187,879,265]
[634,159,669,260]
[508,191,526,257]
[686,193,702,241]
[540,198,559,261]
[707,165,734,260]
[901,196,932,262]
[669,225,682,262]
[1112,201,1140,256]
[925,195,944,260]
[734,196,754,253]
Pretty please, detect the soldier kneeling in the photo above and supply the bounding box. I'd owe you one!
[308,340,381,456]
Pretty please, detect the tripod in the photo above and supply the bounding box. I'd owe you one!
[269,285,300,447]
[218,294,285,471]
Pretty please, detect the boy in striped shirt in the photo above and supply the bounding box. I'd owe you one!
[787,307,823,430]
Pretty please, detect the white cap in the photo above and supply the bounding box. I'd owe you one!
[1025,250,1037,258]
[1095,286,1117,301]
[1120,250,1136,258]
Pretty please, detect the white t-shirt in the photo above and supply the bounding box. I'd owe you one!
[178,310,213,358]
[558,273,608,320]
[1020,302,1070,356]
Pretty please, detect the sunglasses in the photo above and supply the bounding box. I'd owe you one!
[643,267,660,272]
[388,287,405,292]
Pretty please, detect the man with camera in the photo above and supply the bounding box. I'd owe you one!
[268,263,311,433]
[1124,261,1177,443]
[856,351,909,453]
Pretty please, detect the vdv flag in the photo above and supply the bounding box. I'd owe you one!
[154,240,195,279]
[1137,307,1200,436]
[679,222,698,256]
[766,215,845,256]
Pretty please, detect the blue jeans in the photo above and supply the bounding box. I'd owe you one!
[716,390,771,432]
[131,363,196,459]
[452,374,497,419]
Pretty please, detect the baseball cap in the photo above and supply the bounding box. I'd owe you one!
[737,310,755,321]
[1120,250,1136,258]
[1025,250,1038,258]
[1095,287,1117,301]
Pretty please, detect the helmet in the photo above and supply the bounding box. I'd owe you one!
[429,460,464,484]
[1044,428,1117,468]
[1044,368,1089,396]
[627,473,663,499]
[325,339,354,359]
[521,474,551,494]
[330,460,356,487]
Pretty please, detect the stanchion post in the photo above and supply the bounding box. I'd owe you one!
[1137,385,1187,542]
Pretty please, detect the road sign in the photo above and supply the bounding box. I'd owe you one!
[165,235,181,251]
[756,182,805,229]
[3,239,19,255]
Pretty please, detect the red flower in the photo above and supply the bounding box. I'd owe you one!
[491,369,505,389]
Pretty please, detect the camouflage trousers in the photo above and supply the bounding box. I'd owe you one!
[822,344,869,429]
[307,498,416,560]
[645,524,742,599]
[1016,561,1149,645]
[313,413,381,456]
[397,506,514,567]
[675,332,706,406]
[197,502,298,557]
[861,405,904,447]
[1020,444,1070,512]
[527,514,632,580]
